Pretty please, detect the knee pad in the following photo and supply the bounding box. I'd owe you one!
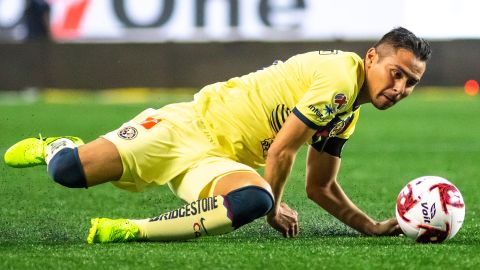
[47,147,87,188]
[225,186,274,229]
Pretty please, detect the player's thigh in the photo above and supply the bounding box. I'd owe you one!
[77,137,123,186]
[169,156,272,202]
[104,106,214,192]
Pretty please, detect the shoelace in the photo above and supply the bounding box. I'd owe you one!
[38,133,45,158]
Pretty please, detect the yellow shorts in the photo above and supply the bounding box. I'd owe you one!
[102,102,258,202]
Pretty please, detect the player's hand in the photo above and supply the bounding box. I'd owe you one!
[370,218,402,236]
[266,202,299,238]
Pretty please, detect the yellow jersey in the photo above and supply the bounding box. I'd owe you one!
[192,50,365,168]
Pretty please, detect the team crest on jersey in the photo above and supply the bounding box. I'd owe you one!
[118,126,138,140]
[334,93,348,110]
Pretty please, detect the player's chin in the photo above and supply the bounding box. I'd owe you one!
[372,96,395,110]
[372,100,393,110]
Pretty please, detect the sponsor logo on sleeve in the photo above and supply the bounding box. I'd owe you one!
[307,105,327,121]
[323,104,334,116]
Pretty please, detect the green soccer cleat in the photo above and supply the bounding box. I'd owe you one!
[87,218,140,244]
[4,135,84,168]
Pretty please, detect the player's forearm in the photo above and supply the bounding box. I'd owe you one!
[307,181,377,235]
[264,149,296,215]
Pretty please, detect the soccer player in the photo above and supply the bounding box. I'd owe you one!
[4,27,431,243]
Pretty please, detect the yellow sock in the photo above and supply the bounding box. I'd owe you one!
[131,195,234,241]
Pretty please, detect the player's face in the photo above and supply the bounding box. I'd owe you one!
[364,47,426,110]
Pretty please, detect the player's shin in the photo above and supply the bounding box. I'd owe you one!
[132,186,274,241]
[132,195,232,241]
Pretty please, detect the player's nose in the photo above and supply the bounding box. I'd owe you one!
[393,80,407,98]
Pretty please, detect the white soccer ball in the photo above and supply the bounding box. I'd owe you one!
[395,176,465,243]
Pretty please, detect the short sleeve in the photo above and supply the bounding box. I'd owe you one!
[290,52,359,130]
[292,90,337,129]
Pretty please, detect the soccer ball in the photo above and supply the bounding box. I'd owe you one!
[395,176,465,243]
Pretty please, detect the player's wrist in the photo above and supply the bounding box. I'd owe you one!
[267,207,278,218]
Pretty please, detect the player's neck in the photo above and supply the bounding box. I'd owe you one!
[357,83,371,105]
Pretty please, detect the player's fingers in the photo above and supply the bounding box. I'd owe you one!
[293,223,299,237]
[391,224,402,236]
[283,223,295,238]
[293,212,299,236]
[288,226,295,238]
[386,218,398,225]
[384,218,400,236]
[278,223,288,238]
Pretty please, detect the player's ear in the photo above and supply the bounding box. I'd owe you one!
[365,47,377,67]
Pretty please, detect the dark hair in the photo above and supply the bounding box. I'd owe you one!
[374,27,432,62]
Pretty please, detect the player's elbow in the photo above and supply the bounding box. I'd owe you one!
[306,180,333,201]
[306,185,321,201]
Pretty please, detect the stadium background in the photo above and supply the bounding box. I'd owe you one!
[0,0,479,89]
[1,1,479,269]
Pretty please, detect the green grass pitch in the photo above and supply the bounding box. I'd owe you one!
[0,89,479,269]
